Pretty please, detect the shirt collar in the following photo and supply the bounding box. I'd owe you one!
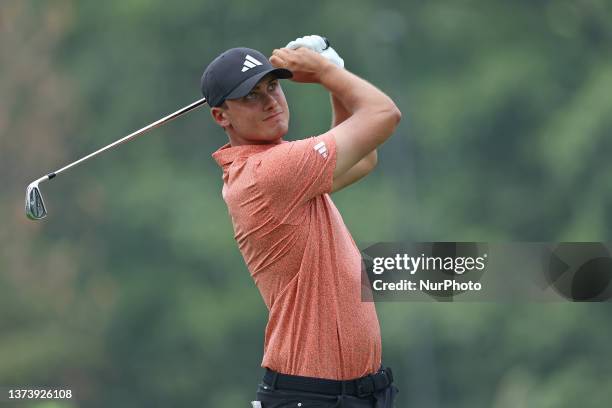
[212,141,286,167]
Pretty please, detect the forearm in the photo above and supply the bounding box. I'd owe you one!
[330,93,350,128]
[319,65,399,118]
[331,149,378,193]
[364,149,377,167]
[271,47,398,119]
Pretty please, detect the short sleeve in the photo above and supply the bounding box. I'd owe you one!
[254,132,337,223]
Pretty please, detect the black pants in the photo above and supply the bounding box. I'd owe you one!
[253,378,399,408]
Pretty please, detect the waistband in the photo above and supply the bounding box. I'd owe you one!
[262,366,394,398]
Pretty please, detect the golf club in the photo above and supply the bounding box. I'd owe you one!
[25,97,207,220]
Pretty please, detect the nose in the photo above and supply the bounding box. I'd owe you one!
[262,91,278,111]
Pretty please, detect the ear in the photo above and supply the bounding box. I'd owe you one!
[210,106,230,128]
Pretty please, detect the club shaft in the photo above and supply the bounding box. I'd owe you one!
[49,97,207,178]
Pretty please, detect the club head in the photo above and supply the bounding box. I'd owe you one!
[25,181,47,220]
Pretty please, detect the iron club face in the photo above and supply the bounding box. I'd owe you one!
[25,180,48,220]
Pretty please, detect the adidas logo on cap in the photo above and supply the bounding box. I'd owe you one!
[242,54,263,72]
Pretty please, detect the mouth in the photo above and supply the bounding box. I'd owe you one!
[264,111,283,121]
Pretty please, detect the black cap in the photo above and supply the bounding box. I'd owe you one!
[201,47,292,107]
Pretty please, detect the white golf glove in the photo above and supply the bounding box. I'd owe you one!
[285,34,344,68]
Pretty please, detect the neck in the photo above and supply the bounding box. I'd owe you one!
[227,134,284,147]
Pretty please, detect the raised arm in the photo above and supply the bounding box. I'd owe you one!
[329,94,378,192]
[271,48,400,181]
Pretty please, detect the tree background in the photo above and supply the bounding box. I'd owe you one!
[2,1,612,407]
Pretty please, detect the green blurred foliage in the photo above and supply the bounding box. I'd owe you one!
[2,0,612,407]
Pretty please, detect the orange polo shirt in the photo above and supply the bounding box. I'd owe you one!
[212,133,381,380]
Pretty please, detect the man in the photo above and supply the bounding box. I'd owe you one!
[202,36,401,407]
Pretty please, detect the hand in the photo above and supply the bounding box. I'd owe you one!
[270,47,335,83]
[286,35,344,68]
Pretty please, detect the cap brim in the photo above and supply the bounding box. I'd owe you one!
[225,68,292,101]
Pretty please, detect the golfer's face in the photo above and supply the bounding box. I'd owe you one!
[224,74,290,143]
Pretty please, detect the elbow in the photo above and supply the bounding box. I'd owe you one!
[367,101,401,123]
[385,104,402,128]
[391,105,402,126]
[377,104,401,141]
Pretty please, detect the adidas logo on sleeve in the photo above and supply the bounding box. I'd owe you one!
[313,141,328,158]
